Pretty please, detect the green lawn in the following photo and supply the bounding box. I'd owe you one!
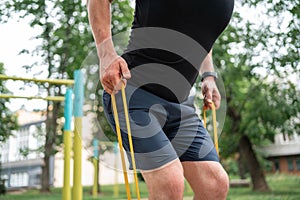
[1,174,300,200]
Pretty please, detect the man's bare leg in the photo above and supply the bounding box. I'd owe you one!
[141,159,185,200]
[182,161,229,200]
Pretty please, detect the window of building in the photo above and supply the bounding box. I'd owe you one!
[17,127,30,161]
[296,157,300,171]
[19,127,29,149]
[32,174,41,186]
[10,172,29,187]
[0,142,9,163]
[274,159,280,171]
[287,158,294,171]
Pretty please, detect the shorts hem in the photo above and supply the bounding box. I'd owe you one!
[140,158,179,174]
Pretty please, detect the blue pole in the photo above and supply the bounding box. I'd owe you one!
[73,70,84,200]
[63,88,73,200]
[64,88,73,131]
[74,70,84,117]
[93,139,99,159]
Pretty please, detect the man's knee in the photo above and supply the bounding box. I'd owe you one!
[162,173,185,199]
[183,161,229,199]
[196,167,229,199]
[142,160,185,199]
[210,170,229,197]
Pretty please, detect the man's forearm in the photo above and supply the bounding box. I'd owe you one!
[87,0,115,57]
[200,50,215,75]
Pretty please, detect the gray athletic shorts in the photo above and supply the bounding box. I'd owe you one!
[103,85,219,171]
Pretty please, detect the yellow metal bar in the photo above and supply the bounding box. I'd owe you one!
[0,74,74,85]
[63,130,72,200]
[0,94,65,101]
[73,117,82,200]
[92,158,98,198]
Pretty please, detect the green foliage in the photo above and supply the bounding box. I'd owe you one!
[0,63,18,142]
[213,1,300,157]
[0,179,6,195]
[222,157,240,176]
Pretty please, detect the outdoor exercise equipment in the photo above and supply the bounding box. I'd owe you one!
[203,101,219,156]
[111,85,141,200]
[0,70,84,200]
[92,138,99,197]
[73,71,84,200]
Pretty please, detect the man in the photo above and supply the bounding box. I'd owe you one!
[87,0,234,199]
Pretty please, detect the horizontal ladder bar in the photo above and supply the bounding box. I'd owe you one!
[0,94,65,101]
[0,74,74,85]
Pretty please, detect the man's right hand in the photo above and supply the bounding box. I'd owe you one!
[100,53,131,95]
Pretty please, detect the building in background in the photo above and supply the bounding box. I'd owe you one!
[0,108,130,191]
[261,133,300,175]
[0,108,49,189]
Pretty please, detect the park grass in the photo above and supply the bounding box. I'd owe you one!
[227,174,300,200]
[1,174,300,200]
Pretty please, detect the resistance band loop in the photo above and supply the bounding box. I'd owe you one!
[111,85,141,200]
[203,102,219,156]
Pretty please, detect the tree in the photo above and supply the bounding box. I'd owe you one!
[0,63,18,142]
[212,0,299,191]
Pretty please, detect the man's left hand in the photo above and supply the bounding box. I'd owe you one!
[201,77,221,110]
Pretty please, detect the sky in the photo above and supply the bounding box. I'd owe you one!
[0,19,47,111]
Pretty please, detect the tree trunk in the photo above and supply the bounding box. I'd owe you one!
[237,153,247,179]
[239,135,270,192]
[41,101,60,193]
[41,154,50,193]
[41,101,52,193]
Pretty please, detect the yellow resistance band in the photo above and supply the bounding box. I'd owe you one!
[111,85,141,200]
[203,102,219,156]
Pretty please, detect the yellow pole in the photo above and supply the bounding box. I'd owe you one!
[62,88,72,200]
[73,70,84,200]
[92,158,98,197]
[73,117,82,200]
[92,138,99,198]
[63,130,72,200]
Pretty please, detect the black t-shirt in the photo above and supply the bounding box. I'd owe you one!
[123,0,234,103]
